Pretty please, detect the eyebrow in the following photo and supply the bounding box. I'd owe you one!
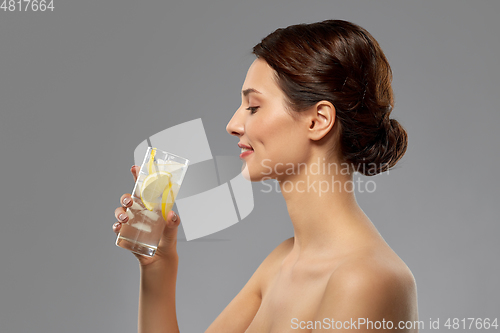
[242,88,262,97]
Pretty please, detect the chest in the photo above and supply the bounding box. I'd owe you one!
[245,263,334,333]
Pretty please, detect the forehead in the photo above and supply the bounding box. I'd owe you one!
[242,58,283,97]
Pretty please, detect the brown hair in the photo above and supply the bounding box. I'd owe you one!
[253,20,407,176]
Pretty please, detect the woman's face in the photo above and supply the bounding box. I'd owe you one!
[226,58,311,181]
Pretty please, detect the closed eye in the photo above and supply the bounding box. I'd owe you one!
[246,106,259,114]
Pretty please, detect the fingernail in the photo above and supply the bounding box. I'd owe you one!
[122,197,131,206]
[113,222,120,228]
[172,212,178,222]
[119,213,128,221]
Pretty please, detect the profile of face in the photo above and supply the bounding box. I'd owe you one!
[227,20,407,180]
[226,58,334,182]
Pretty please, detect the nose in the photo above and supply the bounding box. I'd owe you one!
[226,107,245,137]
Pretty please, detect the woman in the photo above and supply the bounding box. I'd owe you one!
[113,20,418,332]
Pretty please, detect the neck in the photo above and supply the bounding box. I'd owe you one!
[277,157,378,257]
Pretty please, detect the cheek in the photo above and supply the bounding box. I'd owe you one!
[255,120,309,172]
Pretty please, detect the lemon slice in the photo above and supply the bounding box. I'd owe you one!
[161,183,178,221]
[140,171,171,211]
[148,149,156,174]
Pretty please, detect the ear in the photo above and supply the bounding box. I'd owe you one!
[307,101,336,141]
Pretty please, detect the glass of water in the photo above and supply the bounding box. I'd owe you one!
[116,147,189,257]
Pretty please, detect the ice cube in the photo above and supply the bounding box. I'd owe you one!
[131,222,152,233]
[126,208,134,219]
[131,200,142,211]
[161,161,185,183]
[140,209,160,222]
[137,173,147,183]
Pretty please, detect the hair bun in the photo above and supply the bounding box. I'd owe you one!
[352,118,408,176]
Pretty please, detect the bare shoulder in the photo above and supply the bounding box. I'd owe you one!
[330,249,417,297]
[257,237,294,275]
[253,237,293,288]
[314,247,419,332]
[267,236,295,261]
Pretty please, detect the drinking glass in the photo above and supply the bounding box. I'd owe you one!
[116,147,189,257]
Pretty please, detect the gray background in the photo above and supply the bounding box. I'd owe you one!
[0,0,499,332]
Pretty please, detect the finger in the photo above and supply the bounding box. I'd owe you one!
[131,165,140,182]
[158,210,180,248]
[166,210,181,229]
[114,206,129,223]
[120,193,133,208]
[112,221,122,235]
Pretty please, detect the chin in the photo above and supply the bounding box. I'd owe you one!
[241,162,270,182]
[241,163,251,181]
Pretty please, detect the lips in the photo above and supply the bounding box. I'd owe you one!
[238,142,254,159]
[239,150,253,159]
[238,143,253,150]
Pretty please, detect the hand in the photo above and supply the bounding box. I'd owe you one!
[113,165,181,266]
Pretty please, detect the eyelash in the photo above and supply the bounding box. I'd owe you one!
[246,106,259,114]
